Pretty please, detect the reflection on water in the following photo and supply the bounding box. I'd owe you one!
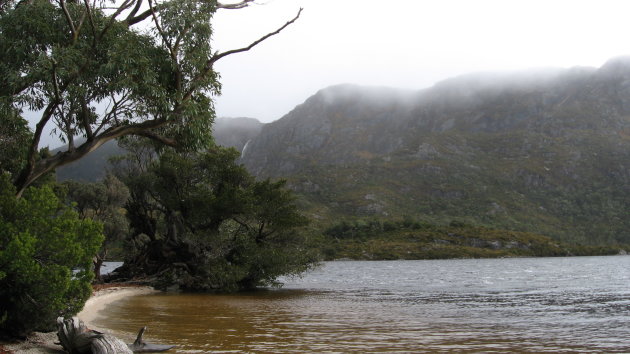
[96,256,630,353]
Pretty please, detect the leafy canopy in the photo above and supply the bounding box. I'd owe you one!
[0,174,103,336]
[64,174,130,280]
[117,146,317,291]
[0,0,300,196]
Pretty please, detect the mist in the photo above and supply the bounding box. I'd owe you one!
[25,0,630,148]
[212,0,630,122]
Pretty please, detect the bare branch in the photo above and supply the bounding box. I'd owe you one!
[99,0,135,39]
[208,8,301,66]
[125,0,144,22]
[182,8,302,102]
[100,92,133,132]
[126,0,256,27]
[125,8,152,26]
[217,0,255,10]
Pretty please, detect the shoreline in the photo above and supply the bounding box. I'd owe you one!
[0,285,157,353]
[77,285,158,332]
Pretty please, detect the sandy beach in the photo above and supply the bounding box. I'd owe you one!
[0,285,157,353]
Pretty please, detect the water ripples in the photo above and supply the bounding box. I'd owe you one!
[97,256,630,353]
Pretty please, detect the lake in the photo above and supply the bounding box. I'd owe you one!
[96,256,630,353]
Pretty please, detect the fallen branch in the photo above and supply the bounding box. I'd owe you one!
[56,317,174,353]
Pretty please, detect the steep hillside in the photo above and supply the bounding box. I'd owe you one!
[52,58,630,245]
[212,117,263,153]
[241,58,630,244]
[55,117,263,181]
[55,140,124,182]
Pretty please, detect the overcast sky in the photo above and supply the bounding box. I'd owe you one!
[30,0,630,147]
[211,0,630,122]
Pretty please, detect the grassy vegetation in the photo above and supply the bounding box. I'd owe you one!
[316,218,626,261]
[288,130,630,247]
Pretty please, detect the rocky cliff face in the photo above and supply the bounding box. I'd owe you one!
[239,58,630,244]
[243,58,630,176]
[54,58,630,244]
[240,85,417,175]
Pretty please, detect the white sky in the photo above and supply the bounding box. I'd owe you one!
[30,0,630,147]
[212,0,630,122]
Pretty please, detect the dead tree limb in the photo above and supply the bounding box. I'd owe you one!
[217,0,256,9]
[182,7,303,102]
[56,317,132,354]
[56,317,174,353]
[207,8,303,67]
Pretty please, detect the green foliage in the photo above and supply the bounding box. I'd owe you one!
[64,174,130,279]
[320,217,624,261]
[118,146,317,291]
[0,100,31,177]
[285,130,630,246]
[0,0,228,193]
[0,175,103,336]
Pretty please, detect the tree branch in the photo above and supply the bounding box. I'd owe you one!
[15,117,170,197]
[148,0,174,57]
[217,0,255,10]
[132,130,178,147]
[59,0,77,40]
[207,8,302,67]
[125,0,144,22]
[182,8,302,102]
[126,0,256,26]
[231,217,251,230]
[100,0,134,40]
[83,0,98,48]
[15,101,59,197]
[80,97,94,141]
[125,8,152,26]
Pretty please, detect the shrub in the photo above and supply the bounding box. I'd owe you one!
[0,175,103,337]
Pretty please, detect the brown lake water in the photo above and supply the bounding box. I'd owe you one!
[96,257,630,353]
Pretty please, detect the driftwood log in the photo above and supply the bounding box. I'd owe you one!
[128,326,176,353]
[56,317,174,353]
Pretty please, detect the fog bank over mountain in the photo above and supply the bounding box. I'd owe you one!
[57,58,630,245]
[236,57,630,244]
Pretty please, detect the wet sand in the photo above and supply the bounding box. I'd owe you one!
[0,285,156,353]
[77,285,158,331]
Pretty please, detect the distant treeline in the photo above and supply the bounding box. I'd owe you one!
[318,217,627,261]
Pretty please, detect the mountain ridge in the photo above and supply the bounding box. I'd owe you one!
[239,58,630,244]
[55,57,630,244]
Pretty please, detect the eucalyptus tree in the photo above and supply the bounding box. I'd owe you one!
[64,174,130,281]
[0,174,103,336]
[0,0,301,196]
[113,146,317,291]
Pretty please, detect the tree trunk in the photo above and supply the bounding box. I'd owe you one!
[56,317,174,353]
[57,317,132,354]
[93,247,109,283]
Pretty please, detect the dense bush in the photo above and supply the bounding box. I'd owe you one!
[64,174,130,280]
[115,147,318,291]
[324,217,431,240]
[319,217,626,261]
[0,175,103,336]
